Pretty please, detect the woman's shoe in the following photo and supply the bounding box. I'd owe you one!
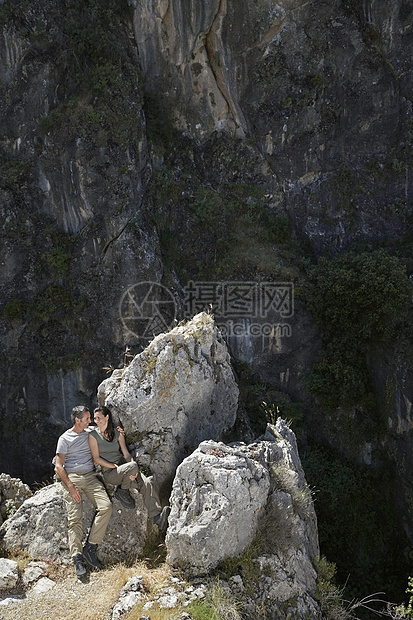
[114,486,135,509]
[82,543,101,569]
[153,506,171,532]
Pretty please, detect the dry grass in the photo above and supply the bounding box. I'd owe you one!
[131,559,172,596]
[0,533,172,620]
[0,561,136,620]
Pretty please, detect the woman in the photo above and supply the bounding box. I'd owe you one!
[88,406,170,531]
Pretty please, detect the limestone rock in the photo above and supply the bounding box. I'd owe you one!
[130,575,207,618]
[22,564,45,585]
[0,559,18,589]
[0,484,66,560]
[166,438,270,574]
[99,313,239,493]
[262,420,319,563]
[166,418,319,618]
[28,577,55,596]
[0,482,148,563]
[111,576,144,620]
[0,473,32,523]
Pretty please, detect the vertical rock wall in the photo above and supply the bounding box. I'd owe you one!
[0,4,412,586]
[0,1,161,481]
[133,0,413,248]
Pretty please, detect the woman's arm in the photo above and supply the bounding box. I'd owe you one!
[117,433,138,481]
[88,433,117,469]
[118,432,133,462]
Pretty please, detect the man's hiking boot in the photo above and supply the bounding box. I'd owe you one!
[82,542,102,569]
[153,505,171,532]
[114,486,135,509]
[73,553,86,577]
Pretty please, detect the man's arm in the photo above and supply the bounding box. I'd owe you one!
[55,453,82,503]
[118,432,133,463]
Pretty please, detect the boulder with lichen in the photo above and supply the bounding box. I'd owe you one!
[98,312,239,495]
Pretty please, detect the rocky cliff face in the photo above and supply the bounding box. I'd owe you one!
[134,0,413,248]
[0,0,160,481]
[1,0,413,605]
[2,0,411,475]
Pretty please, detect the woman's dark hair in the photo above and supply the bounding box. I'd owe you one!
[94,405,115,442]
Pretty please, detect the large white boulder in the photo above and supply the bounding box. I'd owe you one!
[166,419,320,618]
[98,313,239,493]
[0,482,148,563]
[166,439,270,574]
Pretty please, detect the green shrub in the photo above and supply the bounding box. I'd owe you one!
[41,247,72,276]
[314,556,345,619]
[189,578,242,620]
[0,158,30,188]
[30,284,85,326]
[3,299,25,322]
[306,248,412,406]
[303,445,411,604]
[389,577,413,618]
[308,249,410,344]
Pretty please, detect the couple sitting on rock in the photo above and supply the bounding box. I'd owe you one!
[55,404,170,578]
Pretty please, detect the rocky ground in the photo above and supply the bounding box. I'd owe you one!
[0,562,125,620]
[0,417,321,620]
[0,542,209,620]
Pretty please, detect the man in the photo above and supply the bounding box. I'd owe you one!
[55,405,113,577]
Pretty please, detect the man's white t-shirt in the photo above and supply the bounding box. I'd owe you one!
[56,429,94,473]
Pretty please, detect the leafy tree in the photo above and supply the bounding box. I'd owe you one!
[306,249,412,406]
[303,445,412,605]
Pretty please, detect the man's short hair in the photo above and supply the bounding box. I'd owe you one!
[71,405,90,424]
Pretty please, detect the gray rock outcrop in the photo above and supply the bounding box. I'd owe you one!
[111,576,144,620]
[98,312,239,494]
[22,562,48,586]
[0,482,148,563]
[166,418,319,618]
[28,577,55,596]
[0,559,18,590]
[0,473,32,524]
[0,418,321,619]
[166,439,270,574]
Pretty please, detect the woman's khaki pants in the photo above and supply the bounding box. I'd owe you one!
[102,462,161,519]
